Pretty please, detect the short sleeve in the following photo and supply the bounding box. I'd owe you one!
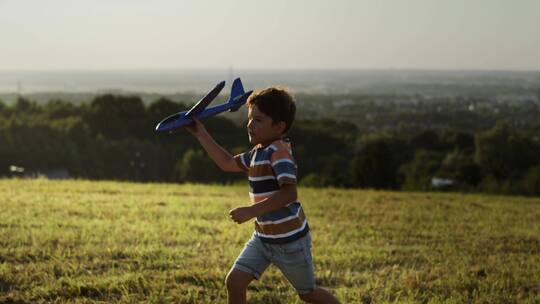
[270,144,297,186]
[233,150,251,172]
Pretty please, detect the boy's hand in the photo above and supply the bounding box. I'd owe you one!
[182,118,206,137]
[229,206,255,224]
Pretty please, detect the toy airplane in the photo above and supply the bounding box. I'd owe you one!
[155,78,252,132]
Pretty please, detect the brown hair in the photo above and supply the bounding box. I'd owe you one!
[247,87,296,134]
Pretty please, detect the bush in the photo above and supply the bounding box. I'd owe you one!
[519,165,540,196]
[400,150,444,191]
[300,173,331,188]
[475,122,540,181]
[350,138,397,189]
[174,149,224,183]
[437,150,481,188]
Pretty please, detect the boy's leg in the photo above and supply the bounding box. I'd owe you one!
[272,233,317,295]
[298,287,340,304]
[225,269,255,304]
[272,233,340,303]
[227,234,271,304]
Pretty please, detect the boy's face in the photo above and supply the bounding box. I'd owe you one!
[247,105,285,146]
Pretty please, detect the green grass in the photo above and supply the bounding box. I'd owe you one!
[0,179,539,303]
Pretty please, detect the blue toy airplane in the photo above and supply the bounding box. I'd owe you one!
[155,78,252,132]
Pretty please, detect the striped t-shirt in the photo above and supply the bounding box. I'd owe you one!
[234,139,309,244]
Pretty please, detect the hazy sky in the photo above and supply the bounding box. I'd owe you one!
[1,0,539,70]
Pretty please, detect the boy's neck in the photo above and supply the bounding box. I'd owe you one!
[256,136,283,149]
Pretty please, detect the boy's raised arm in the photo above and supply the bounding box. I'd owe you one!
[184,119,243,173]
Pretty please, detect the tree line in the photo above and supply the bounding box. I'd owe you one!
[0,95,539,196]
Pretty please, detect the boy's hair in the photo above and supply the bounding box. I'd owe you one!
[247,87,296,134]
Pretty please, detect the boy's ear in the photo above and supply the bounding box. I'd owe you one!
[274,121,287,134]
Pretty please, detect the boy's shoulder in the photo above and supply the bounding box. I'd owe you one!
[268,139,295,164]
[268,138,293,150]
[255,139,293,156]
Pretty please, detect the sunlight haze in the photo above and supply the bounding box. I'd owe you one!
[1,0,539,70]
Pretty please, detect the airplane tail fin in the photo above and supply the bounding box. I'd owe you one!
[229,78,245,101]
[228,78,251,112]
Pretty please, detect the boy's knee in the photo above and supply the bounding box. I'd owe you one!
[224,272,239,291]
[225,269,253,292]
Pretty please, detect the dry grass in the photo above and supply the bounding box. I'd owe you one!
[0,179,539,303]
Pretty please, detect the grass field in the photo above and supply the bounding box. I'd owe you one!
[0,179,539,303]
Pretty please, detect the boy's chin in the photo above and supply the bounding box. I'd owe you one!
[249,136,264,146]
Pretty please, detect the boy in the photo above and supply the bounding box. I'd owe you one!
[184,87,340,304]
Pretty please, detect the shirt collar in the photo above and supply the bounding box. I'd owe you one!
[255,137,285,150]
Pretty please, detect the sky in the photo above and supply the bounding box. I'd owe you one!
[1,0,539,71]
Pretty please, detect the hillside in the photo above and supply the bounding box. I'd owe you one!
[0,179,539,303]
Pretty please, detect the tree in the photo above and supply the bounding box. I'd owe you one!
[410,130,441,151]
[350,138,397,189]
[174,149,224,183]
[13,97,41,116]
[146,98,188,137]
[86,95,147,140]
[0,100,9,117]
[0,130,14,176]
[2,119,73,172]
[83,138,160,181]
[441,130,475,153]
[437,150,481,188]
[288,121,353,181]
[475,122,540,181]
[147,98,186,120]
[44,100,82,120]
[519,165,540,196]
[300,173,331,188]
[400,150,444,191]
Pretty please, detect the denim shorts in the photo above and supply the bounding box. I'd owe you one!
[231,232,316,295]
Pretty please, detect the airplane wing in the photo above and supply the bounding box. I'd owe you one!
[196,90,253,119]
[185,80,225,117]
[155,79,251,132]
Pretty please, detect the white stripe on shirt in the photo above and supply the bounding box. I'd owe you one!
[255,219,308,238]
[252,160,271,166]
[248,175,276,182]
[272,158,295,167]
[256,205,301,225]
[249,190,278,198]
[277,173,296,180]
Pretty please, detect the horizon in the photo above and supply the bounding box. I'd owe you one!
[1,68,539,96]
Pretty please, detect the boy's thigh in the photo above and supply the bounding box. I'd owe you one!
[231,235,271,280]
[271,234,316,295]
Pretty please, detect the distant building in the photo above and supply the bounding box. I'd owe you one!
[431,177,455,189]
[9,165,71,180]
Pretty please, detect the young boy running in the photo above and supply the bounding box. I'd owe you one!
[185,87,340,304]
